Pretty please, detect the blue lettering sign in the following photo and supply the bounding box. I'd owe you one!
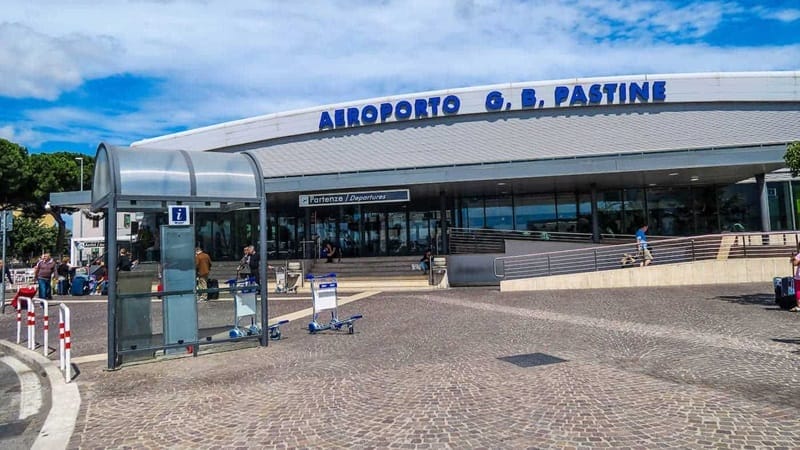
[554,86,569,106]
[334,109,345,127]
[588,84,602,104]
[347,107,360,126]
[319,111,334,130]
[652,80,666,101]
[485,91,504,111]
[569,85,588,105]
[629,82,648,103]
[362,105,378,124]
[603,83,617,103]
[442,95,460,114]
[428,96,441,115]
[521,88,537,108]
[414,99,428,118]
[380,102,393,121]
[396,100,412,119]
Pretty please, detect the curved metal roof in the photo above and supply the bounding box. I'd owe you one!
[91,142,263,210]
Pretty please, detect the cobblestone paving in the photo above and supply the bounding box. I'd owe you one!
[20,284,800,448]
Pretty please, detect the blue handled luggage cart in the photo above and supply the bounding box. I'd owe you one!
[306,273,362,334]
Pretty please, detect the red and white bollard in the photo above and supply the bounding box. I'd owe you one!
[18,297,36,351]
[36,298,49,357]
[58,303,71,383]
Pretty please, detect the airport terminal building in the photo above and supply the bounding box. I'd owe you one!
[93,71,800,261]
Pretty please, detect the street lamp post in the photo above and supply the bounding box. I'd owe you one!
[75,157,84,265]
[75,157,84,191]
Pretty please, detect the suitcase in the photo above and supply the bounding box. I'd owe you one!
[71,275,90,296]
[207,279,219,300]
[773,276,797,310]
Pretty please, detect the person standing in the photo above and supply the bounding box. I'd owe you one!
[34,253,56,300]
[635,225,653,267]
[117,248,133,271]
[56,256,72,295]
[1,260,13,288]
[195,247,212,301]
[791,251,800,312]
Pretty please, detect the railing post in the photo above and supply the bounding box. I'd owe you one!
[38,298,49,357]
[691,240,695,262]
[743,236,747,258]
[547,255,551,276]
[593,249,598,271]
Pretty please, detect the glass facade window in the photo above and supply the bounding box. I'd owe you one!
[692,186,719,234]
[577,193,592,233]
[768,181,793,230]
[514,194,556,231]
[718,184,760,232]
[597,190,623,235]
[623,189,646,234]
[461,198,484,229]
[646,187,692,236]
[485,197,513,230]
[555,193,577,232]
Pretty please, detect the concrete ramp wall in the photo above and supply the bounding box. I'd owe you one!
[500,257,791,291]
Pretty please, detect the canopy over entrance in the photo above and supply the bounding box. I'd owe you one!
[91,143,269,370]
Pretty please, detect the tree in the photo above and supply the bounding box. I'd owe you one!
[7,215,58,263]
[0,139,30,210]
[25,152,93,257]
[784,141,800,177]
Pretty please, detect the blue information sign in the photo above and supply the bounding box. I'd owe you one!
[168,205,191,225]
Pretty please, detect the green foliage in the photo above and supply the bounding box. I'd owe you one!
[7,215,59,262]
[0,139,30,209]
[784,141,800,177]
[0,140,94,261]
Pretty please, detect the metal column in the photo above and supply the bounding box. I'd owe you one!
[756,173,771,232]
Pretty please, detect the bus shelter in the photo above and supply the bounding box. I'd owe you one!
[90,143,269,370]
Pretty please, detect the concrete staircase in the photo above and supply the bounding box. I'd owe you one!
[211,256,436,292]
[211,256,436,293]
[304,256,433,292]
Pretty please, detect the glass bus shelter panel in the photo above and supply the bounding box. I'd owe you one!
[117,149,192,197]
[116,263,159,363]
[191,152,260,199]
[161,225,197,354]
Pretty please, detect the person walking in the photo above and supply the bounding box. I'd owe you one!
[635,224,653,267]
[34,252,56,300]
[195,246,212,301]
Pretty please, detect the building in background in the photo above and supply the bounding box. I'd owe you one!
[60,71,800,261]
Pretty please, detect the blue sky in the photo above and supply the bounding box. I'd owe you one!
[1,0,798,156]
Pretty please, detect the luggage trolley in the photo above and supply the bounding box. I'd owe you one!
[226,277,288,340]
[274,265,301,294]
[307,272,362,334]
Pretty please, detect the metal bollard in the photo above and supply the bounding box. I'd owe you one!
[25,297,35,350]
[58,303,72,383]
[37,298,49,357]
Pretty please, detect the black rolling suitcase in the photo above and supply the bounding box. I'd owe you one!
[207,279,219,300]
[773,276,797,310]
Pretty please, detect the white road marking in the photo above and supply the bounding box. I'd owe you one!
[0,355,42,420]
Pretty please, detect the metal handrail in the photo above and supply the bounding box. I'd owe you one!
[493,231,800,280]
[449,228,595,254]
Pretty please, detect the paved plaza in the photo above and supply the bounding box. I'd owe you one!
[4,283,800,448]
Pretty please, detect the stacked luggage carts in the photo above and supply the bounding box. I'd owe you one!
[306,272,362,334]
[225,277,288,340]
[274,262,302,294]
